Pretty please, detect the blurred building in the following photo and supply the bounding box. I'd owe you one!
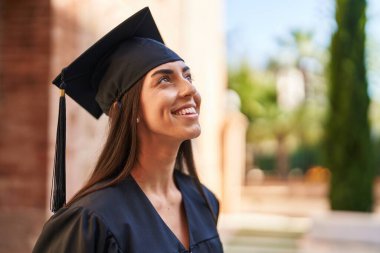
[276,67,305,111]
[0,0,238,252]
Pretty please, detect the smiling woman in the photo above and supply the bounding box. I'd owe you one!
[32,7,223,253]
[140,61,201,141]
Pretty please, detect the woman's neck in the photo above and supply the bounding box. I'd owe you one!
[131,136,181,196]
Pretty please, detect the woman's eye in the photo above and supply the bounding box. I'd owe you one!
[185,75,193,82]
[158,76,170,84]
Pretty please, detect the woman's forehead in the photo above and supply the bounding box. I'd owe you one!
[148,60,189,74]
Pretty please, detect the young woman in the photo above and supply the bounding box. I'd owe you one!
[33,7,223,253]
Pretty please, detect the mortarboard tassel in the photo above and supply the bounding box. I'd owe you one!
[50,77,66,213]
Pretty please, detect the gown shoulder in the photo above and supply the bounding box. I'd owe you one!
[32,205,123,253]
[174,170,220,221]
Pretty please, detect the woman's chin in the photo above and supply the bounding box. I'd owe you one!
[176,126,201,141]
[186,127,201,139]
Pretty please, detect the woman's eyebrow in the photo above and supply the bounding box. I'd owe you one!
[150,69,173,77]
[150,66,190,77]
[182,66,190,72]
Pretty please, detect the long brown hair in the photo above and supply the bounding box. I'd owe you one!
[67,79,217,223]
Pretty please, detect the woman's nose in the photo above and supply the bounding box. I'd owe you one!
[179,78,196,97]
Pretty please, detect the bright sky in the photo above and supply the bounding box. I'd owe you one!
[226,0,380,100]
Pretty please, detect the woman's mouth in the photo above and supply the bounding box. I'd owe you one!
[173,107,197,116]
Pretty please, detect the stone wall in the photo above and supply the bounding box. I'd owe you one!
[0,0,50,209]
[0,0,51,252]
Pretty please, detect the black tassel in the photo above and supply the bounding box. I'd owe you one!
[50,82,66,212]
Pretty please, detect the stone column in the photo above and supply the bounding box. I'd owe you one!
[221,90,248,212]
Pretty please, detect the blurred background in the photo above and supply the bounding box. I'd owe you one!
[0,0,380,252]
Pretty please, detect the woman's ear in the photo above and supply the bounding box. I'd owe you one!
[113,101,121,110]
[136,106,144,124]
[109,101,122,117]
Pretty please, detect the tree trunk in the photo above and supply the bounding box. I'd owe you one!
[276,134,289,179]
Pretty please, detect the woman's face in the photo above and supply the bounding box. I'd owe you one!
[138,60,201,142]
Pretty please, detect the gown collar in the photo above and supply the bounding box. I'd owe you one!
[128,170,218,252]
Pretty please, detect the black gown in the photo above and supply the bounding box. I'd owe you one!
[33,170,224,253]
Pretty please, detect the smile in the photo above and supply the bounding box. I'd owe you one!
[172,107,198,116]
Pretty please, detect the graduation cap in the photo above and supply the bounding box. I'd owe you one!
[51,7,183,212]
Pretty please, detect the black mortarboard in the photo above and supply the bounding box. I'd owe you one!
[50,7,183,212]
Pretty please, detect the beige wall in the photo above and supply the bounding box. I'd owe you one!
[48,0,227,210]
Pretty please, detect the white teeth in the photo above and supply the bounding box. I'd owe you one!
[174,107,196,115]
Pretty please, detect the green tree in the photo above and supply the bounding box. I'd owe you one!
[266,30,327,177]
[270,29,326,100]
[228,62,295,178]
[228,61,277,122]
[268,30,327,146]
[325,0,374,211]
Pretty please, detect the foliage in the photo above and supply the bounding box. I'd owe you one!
[324,0,374,212]
[374,138,380,176]
[228,29,328,178]
[290,144,323,172]
[228,62,277,123]
[254,143,322,173]
[228,62,298,143]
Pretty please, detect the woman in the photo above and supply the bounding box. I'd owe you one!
[33,7,223,253]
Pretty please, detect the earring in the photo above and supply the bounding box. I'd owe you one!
[136,117,140,123]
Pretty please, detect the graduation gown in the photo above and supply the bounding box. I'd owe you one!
[33,170,223,253]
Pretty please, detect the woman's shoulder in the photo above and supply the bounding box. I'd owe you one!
[43,181,128,238]
[174,169,220,213]
[70,180,126,210]
[33,205,122,253]
[175,170,218,198]
[42,205,107,233]
[67,178,136,223]
[33,179,136,253]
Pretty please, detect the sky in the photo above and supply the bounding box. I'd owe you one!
[226,0,380,100]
